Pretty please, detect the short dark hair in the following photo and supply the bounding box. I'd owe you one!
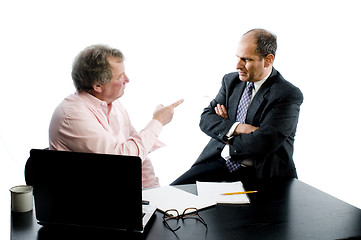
[244,28,277,58]
[71,44,124,91]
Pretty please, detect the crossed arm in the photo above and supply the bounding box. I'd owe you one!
[214,103,259,135]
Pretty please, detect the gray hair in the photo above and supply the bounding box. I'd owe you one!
[244,28,277,58]
[71,44,124,91]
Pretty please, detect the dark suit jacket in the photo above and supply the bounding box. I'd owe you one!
[194,68,303,179]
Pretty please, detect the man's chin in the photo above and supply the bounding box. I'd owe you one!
[239,76,248,82]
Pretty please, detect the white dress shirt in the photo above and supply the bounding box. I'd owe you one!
[49,91,164,188]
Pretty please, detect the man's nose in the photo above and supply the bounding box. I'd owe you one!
[124,74,130,83]
[236,58,245,69]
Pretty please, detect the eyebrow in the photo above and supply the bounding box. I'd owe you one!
[236,55,253,61]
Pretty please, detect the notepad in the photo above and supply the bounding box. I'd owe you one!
[196,181,250,204]
[142,186,216,213]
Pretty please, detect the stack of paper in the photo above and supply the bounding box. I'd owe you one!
[196,181,250,204]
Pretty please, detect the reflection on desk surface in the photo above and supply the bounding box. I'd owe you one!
[11,179,361,240]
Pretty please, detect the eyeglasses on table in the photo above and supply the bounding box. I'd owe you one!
[162,207,208,232]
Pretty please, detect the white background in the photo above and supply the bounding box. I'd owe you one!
[1,0,361,237]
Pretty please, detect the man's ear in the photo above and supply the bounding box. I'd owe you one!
[264,54,274,68]
[92,84,102,93]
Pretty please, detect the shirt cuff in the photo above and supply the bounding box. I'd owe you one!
[147,119,163,137]
[221,144,230,161]
[147,119,166,151]
[224,122,240,140]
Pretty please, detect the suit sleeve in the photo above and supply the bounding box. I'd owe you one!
[199,74,237,142]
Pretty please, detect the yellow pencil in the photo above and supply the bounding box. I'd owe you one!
[221,191,258,195]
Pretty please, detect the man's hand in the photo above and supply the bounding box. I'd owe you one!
[233,123,259,135]
[153,99,184,126]
[215,104,229,119]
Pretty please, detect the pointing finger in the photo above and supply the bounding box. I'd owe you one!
[170,99,184,108]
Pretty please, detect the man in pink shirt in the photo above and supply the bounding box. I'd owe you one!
[49,45,183,188]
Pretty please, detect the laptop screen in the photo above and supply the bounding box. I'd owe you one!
[28,149,143,231]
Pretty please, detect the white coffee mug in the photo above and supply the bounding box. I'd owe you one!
[10,185,33,212]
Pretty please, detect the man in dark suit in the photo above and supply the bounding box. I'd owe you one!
[172,29,303,185]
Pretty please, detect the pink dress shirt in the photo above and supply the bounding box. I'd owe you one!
[49,91,164,188]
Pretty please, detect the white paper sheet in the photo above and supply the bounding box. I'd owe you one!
[196,181,250,204]
[142,186,216,213]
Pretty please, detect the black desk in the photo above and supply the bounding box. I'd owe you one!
[11,179,361,240]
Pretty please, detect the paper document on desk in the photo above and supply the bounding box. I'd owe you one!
[196,181,250,204]
[142,186,216,213]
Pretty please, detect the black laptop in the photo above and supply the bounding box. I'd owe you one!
[28,149,156,233]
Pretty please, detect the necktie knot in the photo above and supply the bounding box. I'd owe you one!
[247,82,254,91]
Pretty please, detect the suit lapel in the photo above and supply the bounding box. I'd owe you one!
[246,68,277,124]
[246,83,268,124]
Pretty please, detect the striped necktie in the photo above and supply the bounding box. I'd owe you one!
[236,82,254,123]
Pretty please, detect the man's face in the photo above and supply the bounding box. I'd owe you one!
[97,57,129,104]
[236,36,269,82]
